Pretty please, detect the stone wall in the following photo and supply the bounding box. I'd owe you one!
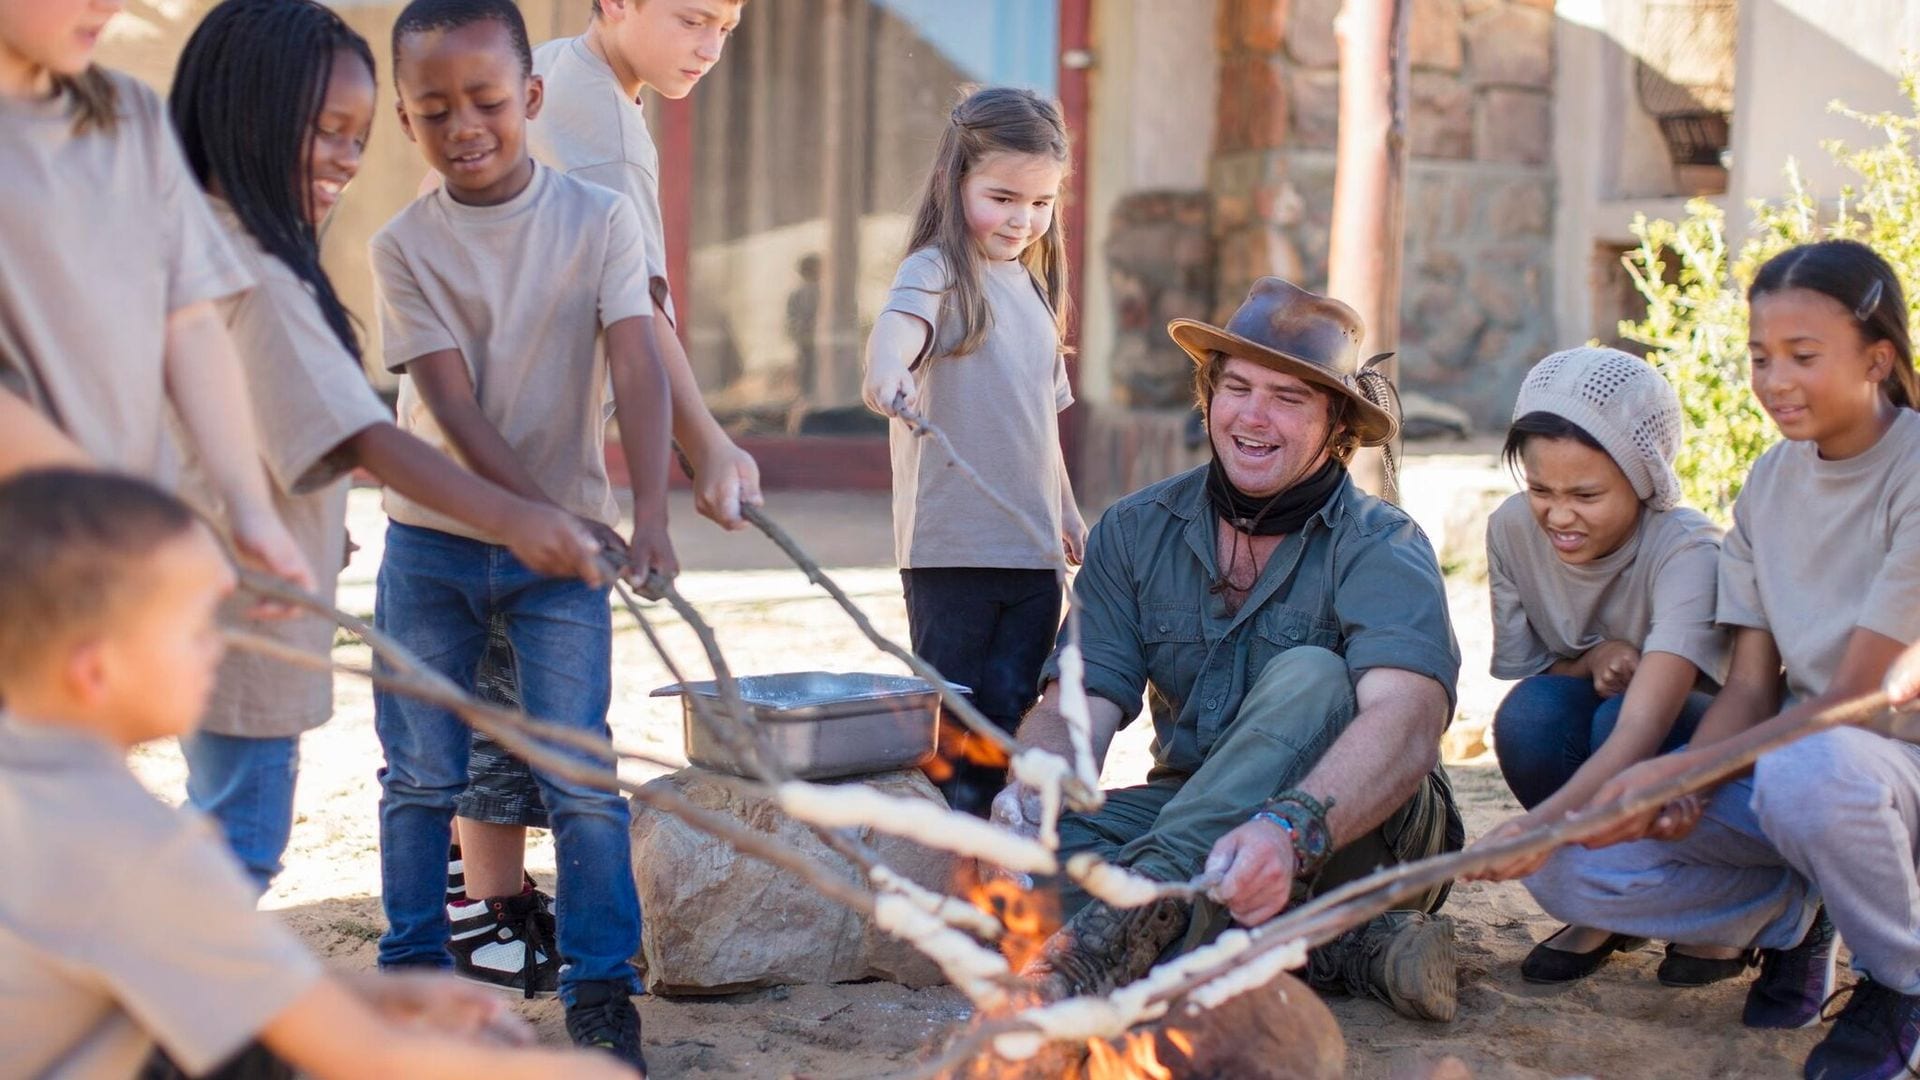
[1113,0,1559,428]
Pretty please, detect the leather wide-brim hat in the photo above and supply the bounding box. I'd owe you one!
[1168,277,1398,446]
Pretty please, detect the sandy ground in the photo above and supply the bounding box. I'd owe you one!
[126,475,1831,1079]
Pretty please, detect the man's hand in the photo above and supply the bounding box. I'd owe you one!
[1204,816,1298,926]
[501,505,608,585]
[1461,815,1553,882]
[1578,752,1705,849]
[348,971,533,1046]
[989,783,1044,839]
[688,435,762,531]
[1585,640,1640,698]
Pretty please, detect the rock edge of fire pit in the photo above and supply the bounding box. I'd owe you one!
[629,765,956,995]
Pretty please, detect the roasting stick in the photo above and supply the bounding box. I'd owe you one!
[901,685,1901,1079]
[225,571,878,915]
[740,500,1100,814]
[893,400,1101,799]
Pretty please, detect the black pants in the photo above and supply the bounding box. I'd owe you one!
[901,567,1063,815]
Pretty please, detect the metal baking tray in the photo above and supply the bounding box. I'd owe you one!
[650,671,965,781]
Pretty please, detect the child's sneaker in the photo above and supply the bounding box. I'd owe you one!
[1806,978,1920,1080]
[448,889,558,998]
[1746,906,1839,1030]
[565,979,647,1074]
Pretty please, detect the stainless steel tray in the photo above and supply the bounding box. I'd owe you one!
[651,672,964,780]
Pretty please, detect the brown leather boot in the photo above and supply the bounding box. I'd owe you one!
[1020,896,1190,1003]
[1306,910,1458,1022]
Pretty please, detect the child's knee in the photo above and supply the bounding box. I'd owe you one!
[1752,727,1884,837]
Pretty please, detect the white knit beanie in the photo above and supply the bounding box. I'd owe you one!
[1512,346,1685,511]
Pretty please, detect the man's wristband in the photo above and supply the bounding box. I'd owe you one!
[1253,789,1336,879]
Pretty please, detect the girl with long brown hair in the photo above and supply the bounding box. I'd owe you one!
[861,86,1083,814]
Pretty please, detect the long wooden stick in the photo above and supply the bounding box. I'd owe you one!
[230,568,880,917]
[904,687,1896,1077]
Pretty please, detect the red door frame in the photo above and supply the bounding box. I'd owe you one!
[651,0,1093,491]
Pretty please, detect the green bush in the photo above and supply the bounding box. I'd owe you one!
[1620,69,1920,520]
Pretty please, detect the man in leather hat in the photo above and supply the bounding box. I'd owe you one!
[995,278,1466,1021]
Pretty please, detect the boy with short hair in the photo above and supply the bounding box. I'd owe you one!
[445,0,754,993]
[373,0,674,1068]
[0,469,632,1080]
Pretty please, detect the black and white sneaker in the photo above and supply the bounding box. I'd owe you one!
[448,889,559,998]
[565,980,647,1074]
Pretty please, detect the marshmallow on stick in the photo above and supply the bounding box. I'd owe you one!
[1054,642,1101,794]
[873,894,1012,1009]
[775,782,1060,875]
[869,866,1003,940]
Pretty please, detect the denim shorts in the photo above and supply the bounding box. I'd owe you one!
[452,614,550,829]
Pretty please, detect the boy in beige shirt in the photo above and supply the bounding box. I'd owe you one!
[0,469,630,1080]
[443,0,754,993]
[371,1,672,1069]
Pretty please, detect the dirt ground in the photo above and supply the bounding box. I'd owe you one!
[126,481,1829,1079]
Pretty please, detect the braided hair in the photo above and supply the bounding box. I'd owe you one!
[170,0,374,360]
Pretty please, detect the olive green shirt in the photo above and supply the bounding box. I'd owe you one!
[1042,465,1459,773]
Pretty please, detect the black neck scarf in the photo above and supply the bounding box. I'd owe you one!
[1205,455,1346,537]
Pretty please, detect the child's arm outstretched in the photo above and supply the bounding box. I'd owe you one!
[862,310,928,417]
[259,974,637,1080]
[163,301,316,593]
[1058,452,1086,566]
[343,423,606,583]
[606,314,677,583]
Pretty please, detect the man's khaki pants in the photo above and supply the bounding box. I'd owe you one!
[1054,645,1463,945]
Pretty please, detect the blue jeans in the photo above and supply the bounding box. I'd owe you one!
[373,522,640,999]
[1492,673,1713,810]
[181,731,300,894]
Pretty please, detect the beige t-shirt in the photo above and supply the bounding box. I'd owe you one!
[371,164,654,542]
[1487,494,1729,682]
[0,70,252,477]
[883,249,1072,569]
[1719,408,1920,701]
[199,205,391,738]
[0,718,321,1079]
[530,35,674,322]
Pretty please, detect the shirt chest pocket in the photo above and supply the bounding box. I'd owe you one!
[1249,603,1343,675]
[1141,603,1205,699]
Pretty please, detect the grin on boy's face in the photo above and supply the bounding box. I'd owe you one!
[602,0,739,100]
[394,20,543,207]
[1520,436,1642,566]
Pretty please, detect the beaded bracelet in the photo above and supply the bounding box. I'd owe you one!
[1253,789,1337,879]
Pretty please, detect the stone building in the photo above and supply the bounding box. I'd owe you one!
[89,0,1920,504]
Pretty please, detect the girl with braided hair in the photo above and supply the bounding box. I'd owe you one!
[169,0,604,895]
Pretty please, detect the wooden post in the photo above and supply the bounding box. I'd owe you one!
[1326,0,1412,501]
[815,0,871,409]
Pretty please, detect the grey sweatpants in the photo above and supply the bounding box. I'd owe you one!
[1526,726,1920,993]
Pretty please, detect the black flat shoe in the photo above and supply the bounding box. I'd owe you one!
[1521,927,1650,984]
[1657,944,1758,987]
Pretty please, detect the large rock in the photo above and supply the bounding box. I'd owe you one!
[629,767,956,995]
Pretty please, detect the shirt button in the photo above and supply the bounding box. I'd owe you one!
[1158,623,1171,633]
[1207,698,1220,710]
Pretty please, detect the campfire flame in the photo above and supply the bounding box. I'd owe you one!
[1082,1029,1189,1080]
[965,871,1057,971]
[924,713,1013,782]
